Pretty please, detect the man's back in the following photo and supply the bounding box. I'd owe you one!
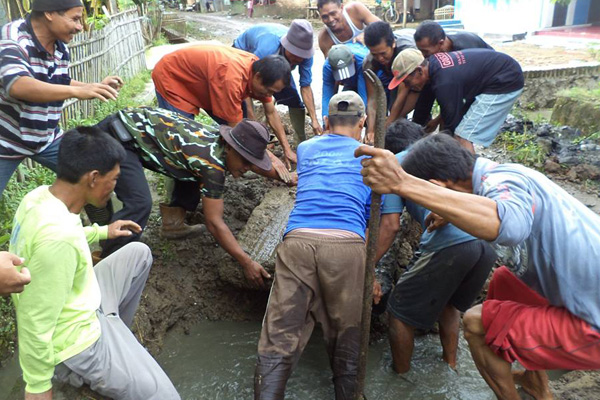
[473,158,600,330]
[285,134,371,238]
[447,31,492,51]
[233,23,288,58]
[152,45,264,121]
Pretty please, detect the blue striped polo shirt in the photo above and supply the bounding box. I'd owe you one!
[0,16,71,158]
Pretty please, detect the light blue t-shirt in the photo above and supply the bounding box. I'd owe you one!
[233,23,313,88]
[382,151,475,252]
[285,134,371,240]
[472,157,600,330]
[322,43,369,120]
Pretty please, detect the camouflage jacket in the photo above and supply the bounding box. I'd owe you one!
[119,107,226,199]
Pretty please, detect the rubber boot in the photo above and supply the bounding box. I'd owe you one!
[288,107,307,143]
[159,203,206,240]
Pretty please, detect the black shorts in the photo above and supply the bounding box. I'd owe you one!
[387,239,496,330]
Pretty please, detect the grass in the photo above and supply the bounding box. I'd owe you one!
[572,130,600,145]
[558,85,600,104]
[0,70,153,362]
[497,130,546,168]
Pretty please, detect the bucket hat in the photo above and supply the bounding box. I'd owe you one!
[281,19,315,59]
[220,119,272,171]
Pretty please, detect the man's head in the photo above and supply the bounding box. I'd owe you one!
[389,48,428,91]
[401,133,476,187]
[251,55,291,98]
[57,126,126,208]
[327,91,366,138]
[328,44,356,82]
[220,119,272,177]
[318,0,345,34]
[414,20,450,57]
[281,19,314,66]
[30,0,84,44]
[384,119,426,154]
[364,21,396,66]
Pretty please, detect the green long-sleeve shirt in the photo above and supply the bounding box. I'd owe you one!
[10,186,108,394]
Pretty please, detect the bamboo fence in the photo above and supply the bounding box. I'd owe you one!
[61,8,148,126]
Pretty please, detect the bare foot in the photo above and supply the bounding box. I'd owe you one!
[513,370,553,400]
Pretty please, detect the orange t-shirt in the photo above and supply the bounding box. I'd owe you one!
[152,45,272,123]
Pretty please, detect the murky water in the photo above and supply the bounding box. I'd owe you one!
[0,321,494,400]
[156,321,494,400]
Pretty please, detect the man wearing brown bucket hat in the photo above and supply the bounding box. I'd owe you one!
[93,107,289,288]
[0,0,123,197]
[254,91,372,399]
[234,20,321,142]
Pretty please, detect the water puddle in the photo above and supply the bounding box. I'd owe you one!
[0,321,494,399]
[156,321,494,400]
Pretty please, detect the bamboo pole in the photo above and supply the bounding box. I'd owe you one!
[354,69,387,400]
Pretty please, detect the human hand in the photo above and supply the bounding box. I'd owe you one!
[242,260,271,289]
[101,75,124,91]
[363,131,374,145]
[353,32,365,45]
[373,279,382,305]
[283,148,297,170]
[287,172,298,187]
[311,120,323,136]
[107,220,142,239]
[267,151,293,183]
[73,83,119,102]
[425,212,448,232]
[0,252,30,295]
[354,145,405,194]
[424,115,441,134]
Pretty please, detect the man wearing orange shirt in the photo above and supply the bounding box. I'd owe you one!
[152,45,296,166]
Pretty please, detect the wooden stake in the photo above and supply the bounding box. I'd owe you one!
[354,69,387,400]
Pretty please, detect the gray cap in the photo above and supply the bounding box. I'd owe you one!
[328,44,355,81]
[280,19,315,59]
[328,91,365,117]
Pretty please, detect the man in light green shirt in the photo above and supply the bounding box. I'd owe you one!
[10,125,179,400]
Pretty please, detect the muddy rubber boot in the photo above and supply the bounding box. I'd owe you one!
[288,107,307,143]
[159,203,206,240]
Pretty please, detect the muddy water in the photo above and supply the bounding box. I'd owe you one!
[156,321,494,400]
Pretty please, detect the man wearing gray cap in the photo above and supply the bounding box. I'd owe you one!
[254,91,371,400]
[322,43,369,123]
[234,20,321,142]
[0,0,123,196]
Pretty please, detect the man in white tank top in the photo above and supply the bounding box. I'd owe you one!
[317,0,380,56]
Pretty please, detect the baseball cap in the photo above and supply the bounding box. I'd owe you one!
[328,45,356,81]
[281,19,315,59]
[388,48,424,90]
[328,91,365,117]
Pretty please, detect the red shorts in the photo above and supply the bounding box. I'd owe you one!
[482,266,600,370]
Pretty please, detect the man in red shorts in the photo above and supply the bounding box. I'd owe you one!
[356,134,600,400]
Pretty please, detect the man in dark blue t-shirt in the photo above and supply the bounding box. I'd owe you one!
[389,48,523,152]
[254,91,371,400]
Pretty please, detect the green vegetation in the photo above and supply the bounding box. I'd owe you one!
[572,130,600,145]
[558,85,600,104]
[497,130,546,168]
[0,70,153,362]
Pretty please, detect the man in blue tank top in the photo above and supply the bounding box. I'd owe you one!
[254,92,371,400]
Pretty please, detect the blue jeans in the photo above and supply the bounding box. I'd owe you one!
[155,91,195,119]
[0,137,62,196]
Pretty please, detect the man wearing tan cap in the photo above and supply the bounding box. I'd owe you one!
[389,48,524,153]
[234,20,321,141]
[254,92,371,400]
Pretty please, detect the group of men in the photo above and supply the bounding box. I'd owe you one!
[1,0,599,400]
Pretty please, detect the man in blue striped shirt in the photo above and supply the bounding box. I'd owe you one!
[0,0,123,195]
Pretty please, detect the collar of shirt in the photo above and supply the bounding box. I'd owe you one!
[472,157,498,195]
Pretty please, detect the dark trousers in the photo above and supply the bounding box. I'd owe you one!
[95,115,153,257]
